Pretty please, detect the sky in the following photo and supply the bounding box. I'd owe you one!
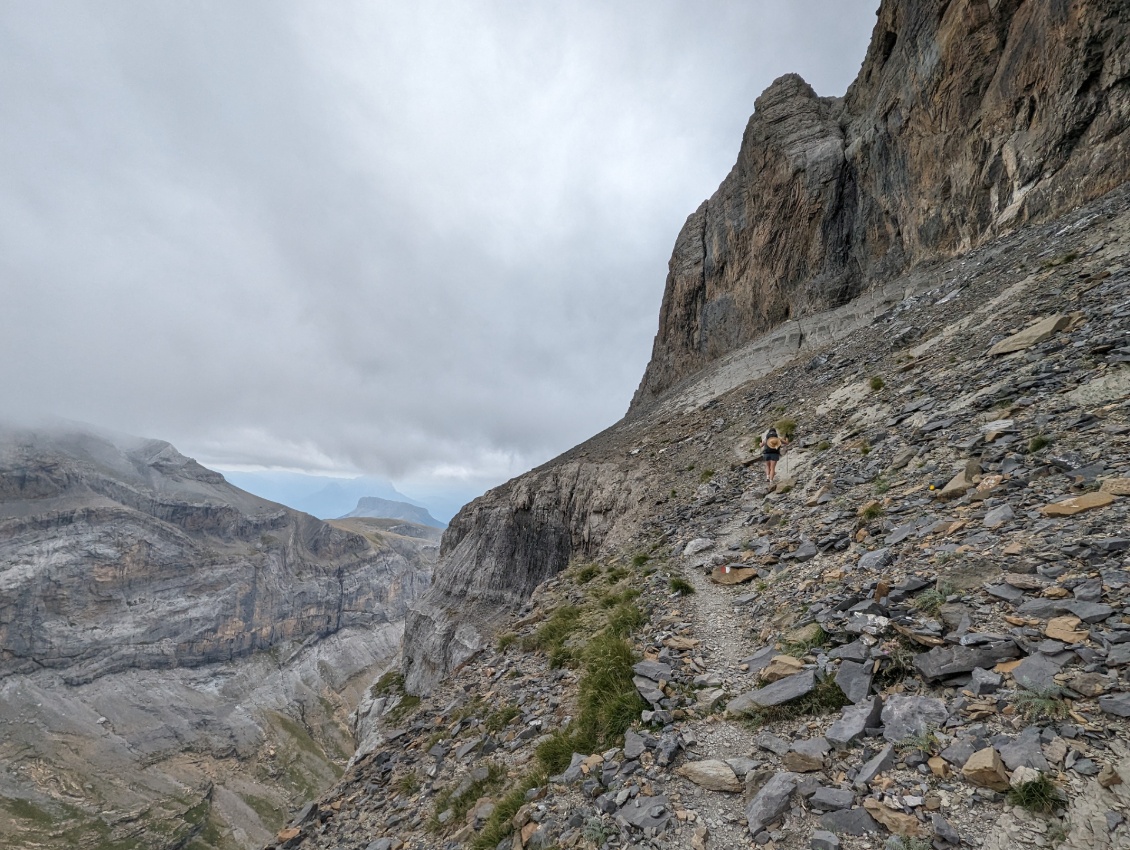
[0,1,877,518]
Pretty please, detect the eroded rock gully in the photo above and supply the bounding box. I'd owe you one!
[285,150,1130,849]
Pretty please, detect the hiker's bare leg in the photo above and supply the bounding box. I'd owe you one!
[767,459,777,482]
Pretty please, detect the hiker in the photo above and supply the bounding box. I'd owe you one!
[762,427,788,484]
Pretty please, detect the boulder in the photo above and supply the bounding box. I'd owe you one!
[727,670,816,715]
[676,760,742,792]
[881,695,948,743]
[987,315,1070,356]
[962,747,1010,791]
[745,772,798,836]
[826,697,882,750]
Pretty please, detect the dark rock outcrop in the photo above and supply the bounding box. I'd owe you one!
[402,458,647,692]
[631,0,1130,409]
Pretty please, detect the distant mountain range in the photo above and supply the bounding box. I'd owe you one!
[341,496,446,528]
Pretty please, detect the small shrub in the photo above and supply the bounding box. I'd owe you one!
[774,418,797,440]
[395,772,420,796]
[1028,434,1051,453]
[873,637,919,689]
[860,441,871,455]
[897,726,941,756]
[430,763,506,833]
[781,625,829,657]
[496,632,517,652]
[860,502,884,521]
[469,772,546,850]
[699,469,715,483]
[870,376,885,391]
[668,577,694,596]
[630,553,650,568]
[1016,687,1070,722]
[1007,774,1060,814]
[484,704,522,733]
[911,581,953,617]
[606,566,629,583]
[576,564,601,584]
[873,477,891,494]
[816,440,831,451]
[387,693,421,724]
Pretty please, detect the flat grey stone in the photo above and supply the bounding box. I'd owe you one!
[1099,694,1130,717]
[881,695,948,743]
[1107,644,1130,667]
[834,660,873,704]
[913,641,1020,681]
[820,806,880,835]
[632,660,673,681]
[725,756,760,778]
[729,670,816,714]
[811,829,842,850]
[1018,598,1064,619]
[858,548,891,570]
[828,640,870,663]
[932,813,961,845]
[623,730,647,760]
[615,795,671,831]
[854,744,894,790]
[754,732,793,757]
[1060,601,1114,623]
[811,786,854,811]
[969,667,1002,695]
[986,583,1025,603]
[1013,654,1063,692]
[983,504,1014,528]
[998,727,1048,772]
[745,772,798,836]
[826,697,882,750]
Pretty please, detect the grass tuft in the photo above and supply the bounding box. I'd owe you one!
[669,577,695,596]
[1028,434,1051,453]
[430,763,506,833]
[1007,774,1060,814]
[576,563,601,584]
[870,376,885,391]
[535,606,647,775]
[774,418,797,440]
[630,553,650,568]
[496,632,517,652]
[860,502,884,521]
[468,771,547,850]
[816,440,831,451]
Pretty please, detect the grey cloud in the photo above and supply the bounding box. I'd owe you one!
[0,0,876,507]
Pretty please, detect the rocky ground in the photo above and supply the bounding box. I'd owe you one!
[267,186,1130,850]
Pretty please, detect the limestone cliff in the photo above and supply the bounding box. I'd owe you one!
[631,0,1130,408]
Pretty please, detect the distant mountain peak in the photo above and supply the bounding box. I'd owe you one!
[342,496,446,529]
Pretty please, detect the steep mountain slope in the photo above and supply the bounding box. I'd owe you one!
[0,427,435,849]
[274,168,1130,850]
[403,0,1130,698]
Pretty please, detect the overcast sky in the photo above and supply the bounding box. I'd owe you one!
[1,1,877,512]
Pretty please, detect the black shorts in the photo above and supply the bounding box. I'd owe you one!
[763,451,781,461]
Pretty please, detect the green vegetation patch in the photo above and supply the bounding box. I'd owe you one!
[869,376,885,391]
[668,576,694,596]
[1016,687,1070,722]
[575,563,601,584]
[468,771,547,850]
[1007,774,1060,814]
[521,604,584,668]
[430,762,507,833]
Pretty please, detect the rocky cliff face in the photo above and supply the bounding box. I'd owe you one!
[0,426,435,849]
[403,0,1130,696]
[631,0,1130,408]
[402,457,651,693]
